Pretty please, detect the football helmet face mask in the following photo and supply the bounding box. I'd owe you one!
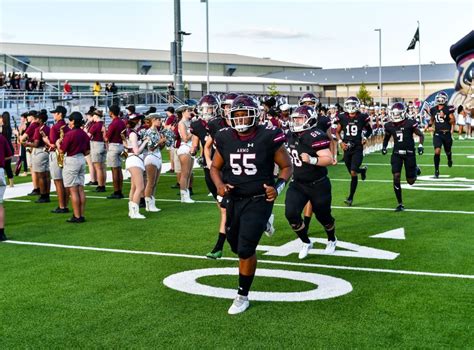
[197,94,219,120]
[299,93,318,106]
[229,95,259,133]
[389,102,406,123]
[435,91,448,105]
[289,105,316,132]
[344,96,360,114]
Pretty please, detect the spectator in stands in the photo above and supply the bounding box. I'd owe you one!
[0,112,15,187]
[92,81,102,106]
[63,80,72,99]
[167,83,175,103]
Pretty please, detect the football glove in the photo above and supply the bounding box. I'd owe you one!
[418,145,424,155]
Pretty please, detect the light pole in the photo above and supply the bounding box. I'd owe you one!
[374,28,382,108]
[201,0,210,94]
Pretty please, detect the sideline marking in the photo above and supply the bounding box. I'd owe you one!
[163,268,353,301]
[3,240,474,280]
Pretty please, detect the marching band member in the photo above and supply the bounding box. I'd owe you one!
[143,113,166,212]
[45,106,70,213]
[106,105,126,199]
[60,112,90,223]
[84,107,98,186]
[88,110,107,192]
[125,114,149,219]
[0,130,13,241]
[20,110,40,195]
[25,110,51,203]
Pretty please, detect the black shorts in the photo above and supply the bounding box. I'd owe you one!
[224,195,273,258]
[343,148,363,173]
[285,177,334,227]
[391,153,417,179]
[204,167,218,200]
[433,132,453,151]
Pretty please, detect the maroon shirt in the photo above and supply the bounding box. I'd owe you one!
[89,121,104,142]
[60,128,90,156]
[25,121,39,139]
[106,117,126,144]
[33,125,51,147]
[0,134,13,168]
[49,119,70,145]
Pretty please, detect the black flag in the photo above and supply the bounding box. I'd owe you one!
[407,27,419,50]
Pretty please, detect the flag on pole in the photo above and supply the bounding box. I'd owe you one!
[407,27,420,50]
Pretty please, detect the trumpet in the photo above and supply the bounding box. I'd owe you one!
[56,125,66,168]
[120,129,128,159]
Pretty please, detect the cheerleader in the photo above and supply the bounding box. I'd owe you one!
[60,112,90,223]
[176,105,195,203]
[125,115,149,219]
[143,113,167,212]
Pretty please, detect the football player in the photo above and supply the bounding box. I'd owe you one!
[285,106,337,259]
[427,91,455,178]
[203,93,235,259]
[211,95,292,315]
[382,102,424,211]
[336,96,372,206]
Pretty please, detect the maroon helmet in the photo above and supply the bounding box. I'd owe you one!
[343,96,360,113]
[299,92,319,106]
[197,94,219,120]
[289,105,316,132]
[220,93,239,117]
[229,95,259,132]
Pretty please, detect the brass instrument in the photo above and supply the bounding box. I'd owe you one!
[120,129,128,159]
[56,125,66,168]
[21,134,32,154]
[39,126,49,153]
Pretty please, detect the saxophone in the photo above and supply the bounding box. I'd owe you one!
[56,125,66,168]
[120,129,128,159]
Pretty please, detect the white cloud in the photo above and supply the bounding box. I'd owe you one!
[221,27,315,40]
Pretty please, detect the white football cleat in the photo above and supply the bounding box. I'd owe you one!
[264,214,275,237]
[228,295,250,315]
[324,239,337,254]
[298,241,313,259]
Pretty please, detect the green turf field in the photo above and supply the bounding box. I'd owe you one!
[1,136,473,348]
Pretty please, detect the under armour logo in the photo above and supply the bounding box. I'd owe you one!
[247,143,254,147]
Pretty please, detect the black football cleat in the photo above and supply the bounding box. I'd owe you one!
[448,159,453,168]
[416,167,422,176]
[0,232,8,241]
[434,170,440,179]
[344,198,353,207]
[395,204,405,212]
[360,166,368,181]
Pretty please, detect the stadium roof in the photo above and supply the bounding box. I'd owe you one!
[24,72,316,85]
[264,63,456,85]
[0,42,316,68]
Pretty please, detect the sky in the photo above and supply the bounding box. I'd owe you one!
[0,0,473,69]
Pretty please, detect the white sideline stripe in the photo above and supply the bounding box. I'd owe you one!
[40,195,474,215]
[359,163,474,168]
[4,199,31,203]
[4,240,474,280]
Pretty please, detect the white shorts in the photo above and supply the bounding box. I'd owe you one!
[49,151,63,180]
[173,148,181,173]
[125,154,145,171]
[177,143,192,156]
[0,168,6,204]
[144,152,162,169]
[457,116,466,126]
[63,154,86,188]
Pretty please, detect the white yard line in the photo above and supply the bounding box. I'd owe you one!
[3,240,474,280]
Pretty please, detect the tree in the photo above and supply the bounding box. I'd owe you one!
[267,83,280,97]
[357,83,372,105]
